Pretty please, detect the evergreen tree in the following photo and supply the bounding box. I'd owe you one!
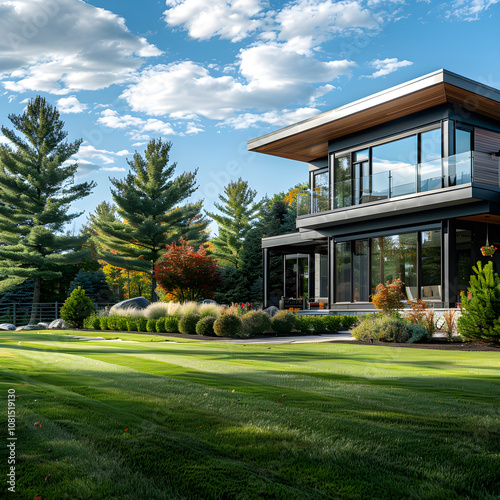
[206,178,262,268]
[0,96,95,324]
[94,139,208,302]
[68,270,114,303]
[457,260,500,342]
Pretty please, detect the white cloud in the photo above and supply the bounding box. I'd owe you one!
[0,135,12,145]
[101,166,127,172]
[56,96,87,114]
[97,109,179,141]
[76,144,131,165]
[121,50,354,120]
[163,0,264,42]
[364,58,413,78]
[0,0,161,94]
[447,0,499,20]
[275,0,378,53]
[221,107,320,129]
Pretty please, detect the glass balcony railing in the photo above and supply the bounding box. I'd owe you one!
[297,151,499,216]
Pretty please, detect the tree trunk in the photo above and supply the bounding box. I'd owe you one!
[151,268,158,303]
[29,276,41,325]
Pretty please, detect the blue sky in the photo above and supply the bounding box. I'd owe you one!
[0,0,499,232]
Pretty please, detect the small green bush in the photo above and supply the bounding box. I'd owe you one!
[241,311,272,335]
[351,316,409,343]
[213,314,242,337]
[164,316,179,333]
[406,323,430,343]
[107,315,119,331]
[297,315,328,334]
[322,315,342,333]
[99,317,108,330]
[178,313,201,335]
[136,317,148,332]
[117,317,129,331]
[340,315,360,330]
[60,287,95,328]
[156,317,166,333]
[126,318,137,331]
[146,319,157,332]
[83,315,101,330]
[271,310,296,334]
[196,316,217,336]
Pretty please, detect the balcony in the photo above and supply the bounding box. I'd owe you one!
[297,152,499,217]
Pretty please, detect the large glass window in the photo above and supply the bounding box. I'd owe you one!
[353,240,369,301]
[457,229,472,296]
[419,128,443,192]
[421,230,442,300]
[334,155,351,208]
[371,233,418,300]
[313,170,330,212]
[336,242,351,302]
[319,254,328,298]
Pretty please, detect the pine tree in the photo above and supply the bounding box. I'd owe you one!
[206,178,262,268]
[0,96,95,324]
[457,260,500,342]
[94,139,208,301]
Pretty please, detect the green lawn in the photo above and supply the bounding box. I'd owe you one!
[1,331,499,499]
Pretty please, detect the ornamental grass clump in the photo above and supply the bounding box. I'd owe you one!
[371,278,405,314]
[198,303,222,318]
[351,316,409,343]
[144,302,170,320]
[178,313,201,335]
[271,311,296,334]
[195,316,217,336]
[213,314,242,337]
[241,311,271,335]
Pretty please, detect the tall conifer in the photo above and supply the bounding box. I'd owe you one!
[206,178,262,268]
[0,96,95,324]
[94,139,208,301]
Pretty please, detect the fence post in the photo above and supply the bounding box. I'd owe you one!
[55,301,58,321]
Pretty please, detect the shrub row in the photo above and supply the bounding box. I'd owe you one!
[351,315,431,343]
[83,311,362,337]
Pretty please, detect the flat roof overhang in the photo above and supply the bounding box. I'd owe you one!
[247,69,500,162]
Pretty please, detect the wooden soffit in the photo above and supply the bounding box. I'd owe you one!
[248,70,500,163]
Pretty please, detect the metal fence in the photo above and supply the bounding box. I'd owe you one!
[0,302,115,326]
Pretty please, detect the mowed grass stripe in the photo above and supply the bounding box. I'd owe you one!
[0,333,499,499]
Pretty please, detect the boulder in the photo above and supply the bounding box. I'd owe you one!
[15,325,40,331]
[263,306,279,317]
[48,319,66,329]
[110,297,150,314]
[0,323,16,331]
[37,322,49,329]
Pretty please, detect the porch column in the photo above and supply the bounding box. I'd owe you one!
[263,248,270,308]
[328,237,334,307]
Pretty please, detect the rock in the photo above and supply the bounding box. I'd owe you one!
[15,325,41,331]
[263,306,279,317]
[110,297,150,314]
[48,319,66,329]
[37,322,49,329]
[0,323,16,331]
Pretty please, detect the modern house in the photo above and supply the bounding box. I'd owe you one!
[248,70,500,312]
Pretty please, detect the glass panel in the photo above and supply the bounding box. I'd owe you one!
[453,152,472,185]
[372,135,417,174]
[420,158,443,192]
[353,240,369,302]
[298,257,309,301]
[334,155,351,208]
[391,165,416,197]
[320,254,328,298]
[457,229,472,297]
[336,242,351,302]
[285,259,297,298]
[420,128,442,163]
[371,233,417,301]
[421,230,442,300]
[313,170,330,212]
[354,149,369,162]
[456,128,472,155]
